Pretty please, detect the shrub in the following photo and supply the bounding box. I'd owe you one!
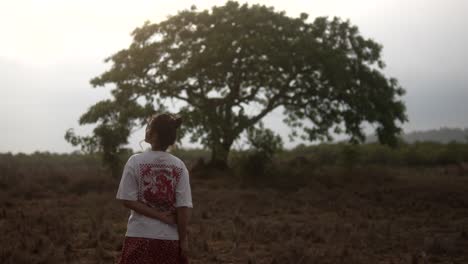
[237,124,283,186]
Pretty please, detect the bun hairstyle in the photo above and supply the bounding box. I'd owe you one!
[148,113,182,151]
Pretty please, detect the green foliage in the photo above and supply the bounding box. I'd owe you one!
[2,141,468,195]
[293,143,341,165]
[170,148,211,163]
[287,141,468,167]
[246,123,284,161]
[67,1,406,168]
[64,129,98,153]
[0,152,115,198]
[236,124,283,185]
[65,128,133,178]
[340,143,361,168]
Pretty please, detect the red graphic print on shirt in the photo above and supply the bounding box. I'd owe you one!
[139,163,182,213]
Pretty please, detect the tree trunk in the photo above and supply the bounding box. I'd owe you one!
[209,140,233,169]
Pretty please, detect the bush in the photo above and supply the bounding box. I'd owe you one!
[236,124,283,186]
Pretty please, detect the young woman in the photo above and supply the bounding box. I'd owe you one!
[116,113,193,264]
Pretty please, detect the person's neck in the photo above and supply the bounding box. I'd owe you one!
[151,145,165,152]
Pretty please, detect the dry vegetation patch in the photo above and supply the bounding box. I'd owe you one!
[1,152,468,263]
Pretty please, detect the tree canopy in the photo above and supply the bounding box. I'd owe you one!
[66,1,407,169]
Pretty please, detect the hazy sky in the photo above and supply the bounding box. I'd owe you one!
[1,0,467,153]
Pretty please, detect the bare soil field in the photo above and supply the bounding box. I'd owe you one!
[1,166,468,264]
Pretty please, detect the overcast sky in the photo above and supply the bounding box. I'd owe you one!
[1,0,467,153]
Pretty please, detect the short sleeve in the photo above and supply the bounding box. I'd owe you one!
[116,155,138,201]
[175,163,193,208]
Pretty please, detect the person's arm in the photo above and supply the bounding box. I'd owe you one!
[119,199,176,225]
[176,206,192,239]
[116,156,175,224]
[177,206,192,259]
[175,163,193,260]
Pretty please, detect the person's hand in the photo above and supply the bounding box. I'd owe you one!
[159,211,177,225]
[179,237,190,262]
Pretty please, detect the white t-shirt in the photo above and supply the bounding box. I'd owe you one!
[116,150,193,240]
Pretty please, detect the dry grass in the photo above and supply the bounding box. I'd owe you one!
[1,156,468,263]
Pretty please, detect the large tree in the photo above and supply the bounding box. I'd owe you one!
[67,1,407,169]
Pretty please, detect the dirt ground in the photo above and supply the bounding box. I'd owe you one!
[1,166,468,264]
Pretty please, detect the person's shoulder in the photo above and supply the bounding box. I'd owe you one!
[127,152,146,163]
[166,152,183,163]
[130,152,144,159]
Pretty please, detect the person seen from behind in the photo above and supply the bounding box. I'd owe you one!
[116,113,193,264]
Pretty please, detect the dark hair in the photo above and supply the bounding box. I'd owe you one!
[149,113,182,151]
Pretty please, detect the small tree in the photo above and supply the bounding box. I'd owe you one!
[67,1,407,169]
[237,123,283,184]
[248,122,283,154]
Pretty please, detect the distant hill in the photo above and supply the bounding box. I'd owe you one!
[365,127,468,143]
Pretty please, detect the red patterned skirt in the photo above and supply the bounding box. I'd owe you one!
[117,236,189,264]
